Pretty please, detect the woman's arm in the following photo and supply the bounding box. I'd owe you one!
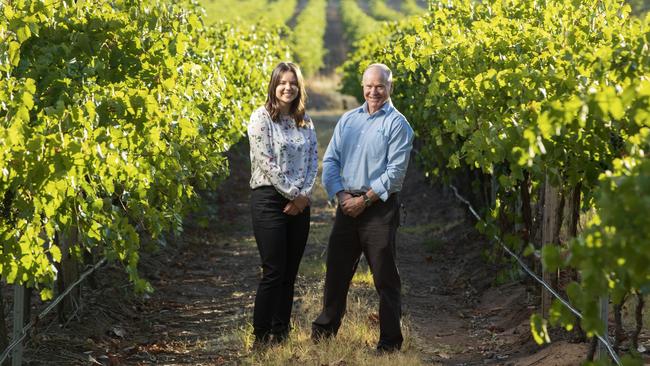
[299,122,319,199]
[248,109,300,199]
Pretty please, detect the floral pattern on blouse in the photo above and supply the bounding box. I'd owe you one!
[247,106,318,200]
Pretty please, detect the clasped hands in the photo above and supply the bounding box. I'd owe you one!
[283,195,310,215]
[337,191,371,218]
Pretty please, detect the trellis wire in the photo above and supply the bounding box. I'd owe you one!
[0,258,106,365]
[449,184,621,366]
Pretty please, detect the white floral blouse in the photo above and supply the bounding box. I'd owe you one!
[247,106,318,200]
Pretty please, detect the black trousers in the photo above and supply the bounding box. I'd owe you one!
[312,193,403,348]
[250,186,310,340]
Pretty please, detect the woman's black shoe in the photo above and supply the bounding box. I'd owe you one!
[272,330,289,344]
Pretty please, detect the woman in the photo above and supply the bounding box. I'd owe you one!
[247,62,317,346]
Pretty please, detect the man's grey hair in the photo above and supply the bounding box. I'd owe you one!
[363,63,393,85]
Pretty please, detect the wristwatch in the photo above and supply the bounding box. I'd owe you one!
[362,193,371,207]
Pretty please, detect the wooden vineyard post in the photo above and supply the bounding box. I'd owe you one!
[0,285,8,365]
[11,286,24,366]
[596,296,609,361]
[541,175,562,317]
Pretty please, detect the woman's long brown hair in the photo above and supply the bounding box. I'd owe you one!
[265,62,309,128]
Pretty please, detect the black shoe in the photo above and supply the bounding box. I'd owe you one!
[252,332,272,351]
[375,343,401,355]
[272,330,289,344]
[311,327,334,344]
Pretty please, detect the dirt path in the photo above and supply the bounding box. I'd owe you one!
[287,0,309,29]
[396,165,589,365]
[383,0,402,12]
[322,0,349,73]
[357,0,370,13]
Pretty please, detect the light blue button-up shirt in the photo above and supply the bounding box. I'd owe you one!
[322,100,414,201]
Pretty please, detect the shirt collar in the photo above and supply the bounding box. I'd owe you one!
[360,99,393,116]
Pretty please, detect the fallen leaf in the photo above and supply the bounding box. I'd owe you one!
[87,354,103,365]
[110,326,127,339]
[368,313,379,324]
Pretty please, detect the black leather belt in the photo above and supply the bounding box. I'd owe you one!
[346,190,367,197]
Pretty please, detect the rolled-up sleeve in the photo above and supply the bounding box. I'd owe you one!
[370,118,414,201]
[300,124,319,198]
[322,120,345,200]
[247,110,300,199]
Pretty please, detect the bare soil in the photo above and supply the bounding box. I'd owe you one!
[287,0,310,29]
[396,168,591,365]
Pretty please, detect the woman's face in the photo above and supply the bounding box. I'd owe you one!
[275,71,299,109]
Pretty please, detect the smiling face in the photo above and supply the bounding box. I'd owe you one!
[275,70,299,112]
[362,66,392,114]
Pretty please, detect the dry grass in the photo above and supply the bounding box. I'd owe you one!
[233,286,424,366]
[227,225,425,366]
[351,266,374,286]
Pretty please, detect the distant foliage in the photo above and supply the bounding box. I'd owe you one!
[199,0,297,26]
[367,0,403,21]
[292,0,328,76]
[627,0,650,16]
[402,0,426,15]
[340,0,381,44]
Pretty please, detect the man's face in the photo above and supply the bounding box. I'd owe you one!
[362,68,391,114]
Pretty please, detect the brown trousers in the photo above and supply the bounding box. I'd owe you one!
[312,193,403,348]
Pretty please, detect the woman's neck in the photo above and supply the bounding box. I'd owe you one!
[278,102,291,115]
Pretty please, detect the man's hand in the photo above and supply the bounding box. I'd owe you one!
[339,189,378,217]
[336,191,353,215]
[340,196,365,217]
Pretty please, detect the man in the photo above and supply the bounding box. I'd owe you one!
[312,63,414,353]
